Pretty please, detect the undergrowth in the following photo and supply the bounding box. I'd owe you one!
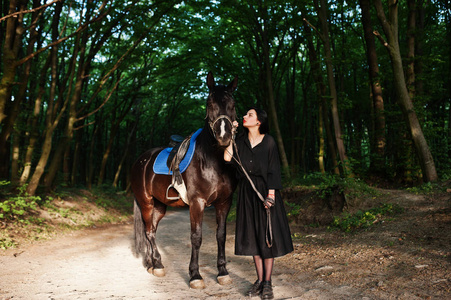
[0,184,133,250]
[285,172,381,199]
[0,183,46,221]
[329,203,404,232]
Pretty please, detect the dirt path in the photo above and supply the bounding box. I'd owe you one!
[0,207,369,300]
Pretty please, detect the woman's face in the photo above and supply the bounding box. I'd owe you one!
[243,109,259,128]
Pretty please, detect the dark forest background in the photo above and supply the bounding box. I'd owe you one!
[1,0,450,198]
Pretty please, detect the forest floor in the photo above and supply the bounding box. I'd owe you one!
[0,182,450,299]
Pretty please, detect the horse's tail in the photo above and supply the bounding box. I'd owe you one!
[133,199,146,256]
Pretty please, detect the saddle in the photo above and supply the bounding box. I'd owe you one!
[153,129,202,205]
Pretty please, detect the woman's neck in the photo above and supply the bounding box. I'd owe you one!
[247,128,264,147]
[247,127,262,139]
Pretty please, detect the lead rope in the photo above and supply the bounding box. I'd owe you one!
[227,139,273,248]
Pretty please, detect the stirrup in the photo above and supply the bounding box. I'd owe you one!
[165,184,181,200]
[165,181,188,205]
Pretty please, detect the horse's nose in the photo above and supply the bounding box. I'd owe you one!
[217,136,232,148]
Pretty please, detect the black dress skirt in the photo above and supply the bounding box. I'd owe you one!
[232,134,293,259]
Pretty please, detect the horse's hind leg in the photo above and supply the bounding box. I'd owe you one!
[147,199,167,277]
[134,200,155,272]
[136,196,167,276]
[215,198,233,285]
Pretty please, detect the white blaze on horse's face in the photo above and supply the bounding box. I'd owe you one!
[219,119,226,139]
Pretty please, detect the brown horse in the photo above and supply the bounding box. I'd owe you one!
[130,72,238,289]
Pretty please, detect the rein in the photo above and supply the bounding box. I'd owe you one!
[227,139,273,248]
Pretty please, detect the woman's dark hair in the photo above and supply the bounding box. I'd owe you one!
[243,107,270,134]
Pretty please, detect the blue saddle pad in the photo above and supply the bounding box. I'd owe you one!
[153,128,202,175]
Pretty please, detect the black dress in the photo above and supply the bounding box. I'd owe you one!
[232,134,293,259]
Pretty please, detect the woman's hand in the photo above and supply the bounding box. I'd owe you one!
[264,190,276,208]
[232,120,239,133]
[225,121,239,162]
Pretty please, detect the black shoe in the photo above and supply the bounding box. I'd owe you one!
[246,279,262,297]
[261,281,274,299]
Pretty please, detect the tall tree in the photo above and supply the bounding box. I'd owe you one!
[0,0,28,178]
[373,0,438,182]
[359,0,386,174]
[221,0,297,177]
[313,0,352,176]
[301,9,338,174]
[26,0,68,195]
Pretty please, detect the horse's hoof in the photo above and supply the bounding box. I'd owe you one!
[190,279,206,289]
[146,267,153,274]
[217,274,232,285]
[153,268,166,277]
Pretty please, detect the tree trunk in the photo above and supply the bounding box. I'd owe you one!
[0,0,27,179]
[26,53,62,195]
[71,130,82,186]
[302,13,339,175]
[20,57,50,185]
[287,42,297,173]
[44,0,91,190]
[98,93,135,186]
[263,41,291,178]
[415,0,425,97]
[318,100,326,173]
[374,0,438,182]
[360,0,386,174]
[448,0,451,157]
[255,5,290,178]
[87,121,101,189]
[403,0,417,182]
[9,0,41,185]
[406,0,416,100]
[44,64,84,190]
[10,129,20,184]
[113,119,138,188]
[0,0,22,125]
[316,0,351,176]
[27,2,66,195]
[98,121,120,186]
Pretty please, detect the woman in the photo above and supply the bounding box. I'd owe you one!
[224,107,293,299]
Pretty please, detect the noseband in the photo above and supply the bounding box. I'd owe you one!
[208,114,234,141]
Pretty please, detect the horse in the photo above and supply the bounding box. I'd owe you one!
[130,72,238,289]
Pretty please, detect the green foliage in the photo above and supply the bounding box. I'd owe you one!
[329,203,404,232]
[226,194,238,222]
[284,200,302,218]
[0,184,42,220]
[287,173,381,200]
[0,237,17,250]
[227,207,236,223]
[0,187,133,250]
[405,182,436,194]
[91,185,133,213]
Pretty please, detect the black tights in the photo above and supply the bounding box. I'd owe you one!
[253,255,274,282]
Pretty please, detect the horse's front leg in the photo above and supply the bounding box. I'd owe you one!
[189,200,206,289]
[215,198,233,285]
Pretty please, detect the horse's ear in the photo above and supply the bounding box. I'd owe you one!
[227,75,238,93]
[207,72,215,90]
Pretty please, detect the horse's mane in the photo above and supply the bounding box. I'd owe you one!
[196,121,220,154]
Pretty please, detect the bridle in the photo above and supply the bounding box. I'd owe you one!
[208,114,234,141]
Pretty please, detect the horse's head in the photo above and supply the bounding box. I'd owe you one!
[205,72,238,148]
